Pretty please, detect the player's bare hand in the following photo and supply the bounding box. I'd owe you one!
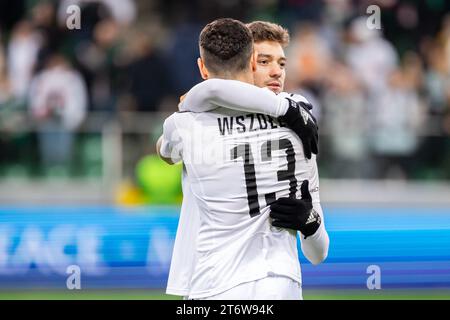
[178,93,187,110]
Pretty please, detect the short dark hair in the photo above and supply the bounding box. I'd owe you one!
[247,21,290,47]
[199,18,253,75]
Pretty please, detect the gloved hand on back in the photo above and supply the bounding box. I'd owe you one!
[270,180,321,239]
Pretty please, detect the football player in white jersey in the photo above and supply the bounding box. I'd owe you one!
[160,19,329,300]
[164,21,325,299]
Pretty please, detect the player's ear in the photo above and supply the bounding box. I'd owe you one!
[197,58,209,80]
[250,51,257,72]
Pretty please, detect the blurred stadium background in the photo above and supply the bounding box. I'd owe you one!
[1,0,450,300]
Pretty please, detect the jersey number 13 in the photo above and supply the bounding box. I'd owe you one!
[231,138,298,217]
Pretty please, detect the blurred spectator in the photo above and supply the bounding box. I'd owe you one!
[0,36,31,177]
[286,22,332,94]
[344,16,399,94]
[28,54,87,173]
[7,21,42,101]
[0,37,12,104]
[31,1,64,57]
[119,27,174,112]
[165,21,203,96]
[369,53,426,179]
[285,22,330,126]
[322,62,371,178]
[419,23,450,179]
[441,14,450,76]
[73,18,123,112]
[424,42,450,115]
[425,20,450,116]
[0,35,13,164]
[54,0,132,114]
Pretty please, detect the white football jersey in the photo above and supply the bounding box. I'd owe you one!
[161,107,320,299]
[166,167,200,296]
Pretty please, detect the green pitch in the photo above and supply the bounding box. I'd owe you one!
[1,289,450,300]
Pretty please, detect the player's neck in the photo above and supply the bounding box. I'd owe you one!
[232,72,254,84]
[210,70,254,85]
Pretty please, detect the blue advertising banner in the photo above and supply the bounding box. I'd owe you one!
[0,205,449,290]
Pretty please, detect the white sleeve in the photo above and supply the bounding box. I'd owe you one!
[309,156,321,204]
[179,79,289,117]
[160,114,183,163]
[300,202,329,265]
[299,157,328,265]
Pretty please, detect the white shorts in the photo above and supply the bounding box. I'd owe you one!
[192,276,303,300]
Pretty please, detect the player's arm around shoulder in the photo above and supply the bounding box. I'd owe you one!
[157,114,183,165]
[179,79,227,113]
[180,79,288,117]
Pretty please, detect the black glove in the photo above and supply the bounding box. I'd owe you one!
[270,180,321,239]
[278,98,318,159]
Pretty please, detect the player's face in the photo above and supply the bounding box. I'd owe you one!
[253,41,286,94]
